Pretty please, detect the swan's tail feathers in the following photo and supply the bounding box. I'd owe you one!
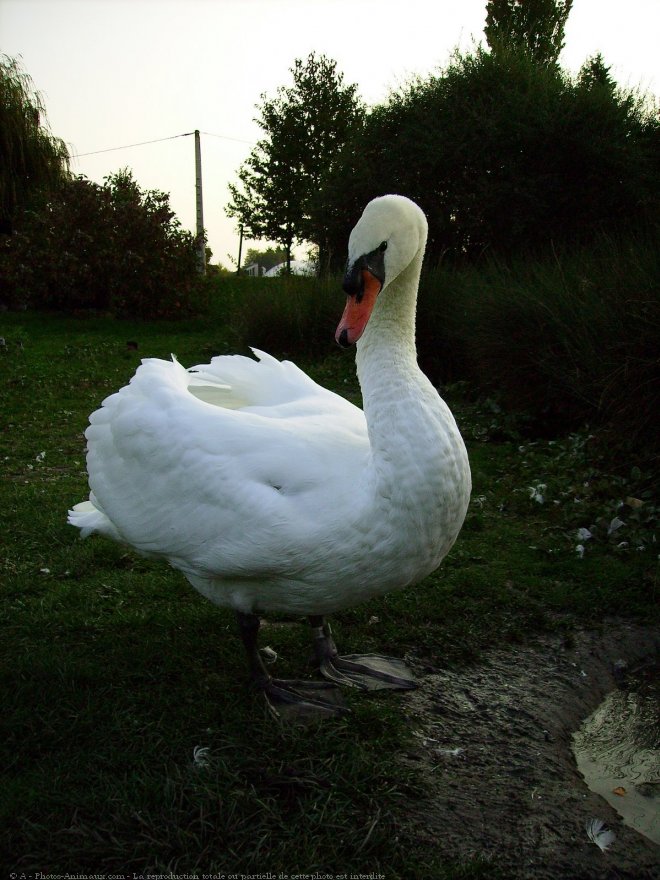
[68,499,122,542]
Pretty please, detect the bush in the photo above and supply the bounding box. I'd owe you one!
[0,170,205,318]
[417,231,660,465]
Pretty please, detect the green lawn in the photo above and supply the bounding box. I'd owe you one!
[1,310,656,876]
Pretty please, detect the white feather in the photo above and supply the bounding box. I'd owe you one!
[192,745,210,767]
[585,818,615,852]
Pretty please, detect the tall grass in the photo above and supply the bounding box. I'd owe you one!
[210,274,343,358]
[417,232,659,469]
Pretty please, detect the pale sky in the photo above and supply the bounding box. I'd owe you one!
[2,0,659,267]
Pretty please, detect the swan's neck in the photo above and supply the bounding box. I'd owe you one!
[353,247,468,576]
[356,253,421,376]
[359,245,463,465]
[356,249,430,452]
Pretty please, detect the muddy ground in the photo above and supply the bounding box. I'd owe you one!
[399,620,659,879]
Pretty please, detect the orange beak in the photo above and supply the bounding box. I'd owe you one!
[335,269,382,347]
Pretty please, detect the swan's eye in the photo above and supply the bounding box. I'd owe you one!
[379,241,388,252]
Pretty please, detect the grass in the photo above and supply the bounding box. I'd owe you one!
[1,307,657,876]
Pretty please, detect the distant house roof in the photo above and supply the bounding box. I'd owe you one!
[264,260,316,277]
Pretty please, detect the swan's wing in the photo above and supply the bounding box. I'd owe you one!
[187,347,357,417]
[75,350,369,580]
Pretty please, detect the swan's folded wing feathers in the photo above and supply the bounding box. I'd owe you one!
[81,353,369,579]
[189,348,356,417]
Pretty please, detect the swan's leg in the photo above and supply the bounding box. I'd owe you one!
[309,616,417,691]
[235,612,349,721]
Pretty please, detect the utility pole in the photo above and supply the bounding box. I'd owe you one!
[237,224,243,275]
[194,130,206,275]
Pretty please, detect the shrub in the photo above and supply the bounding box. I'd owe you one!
[417,231,660,465]
[0,170,204,318]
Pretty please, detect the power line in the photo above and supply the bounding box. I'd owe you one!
[201,130,255,146]
[69,131,194,158]
[69,129,255,159]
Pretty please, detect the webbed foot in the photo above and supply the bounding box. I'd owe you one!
[309,616,418,692]
[318,653,417,691]
[236,611,349,723]
[263,678,349,722]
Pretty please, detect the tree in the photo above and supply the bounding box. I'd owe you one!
[485,0,573,65]
[227,53,363,273]
[577,52,616,93]
[321,45,659,264]
[0,55,69,234]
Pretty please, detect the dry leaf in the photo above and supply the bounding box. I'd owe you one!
[612,786,626,796]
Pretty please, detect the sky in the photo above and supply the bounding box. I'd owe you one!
[2,0,659,268]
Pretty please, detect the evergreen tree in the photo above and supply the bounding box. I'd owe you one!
[577,52,616,93]
[485,0,573,64]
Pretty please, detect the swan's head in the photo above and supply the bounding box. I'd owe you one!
[336,195,428,348]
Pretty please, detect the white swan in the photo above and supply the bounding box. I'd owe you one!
[69,195,471,720]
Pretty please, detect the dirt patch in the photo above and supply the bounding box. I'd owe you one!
[400,621,659,879]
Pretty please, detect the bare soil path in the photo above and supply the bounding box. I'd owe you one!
[400,621,659,879]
